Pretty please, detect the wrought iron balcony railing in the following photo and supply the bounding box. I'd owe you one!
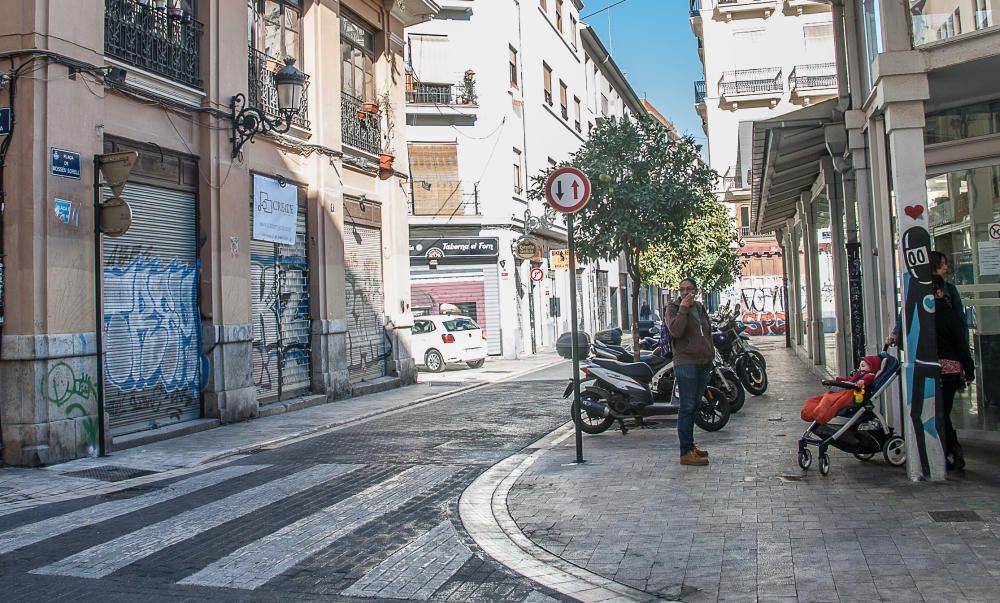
[694,80,707,104]
[406,81,476,105]
[789,62,837,91]
[408,193,481,216]
[104,0,202,89]
[719,67,782,97]
[690,0,702,16]
[248,47,310,129]
[341,92,380,155]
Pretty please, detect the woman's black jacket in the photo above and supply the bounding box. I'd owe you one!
[935,297,975,380]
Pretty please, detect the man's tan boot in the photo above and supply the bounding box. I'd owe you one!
[692,445,709,458]
[680,450,709,466]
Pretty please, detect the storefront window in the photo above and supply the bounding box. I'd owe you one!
[912,0,998,46]
[925,100,1000,144]
[814,197,840,375]
[795,224,809,352]
[927,164,1000,432]
[861,0,883,93]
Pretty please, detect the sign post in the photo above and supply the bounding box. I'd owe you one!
[546,167,591,465]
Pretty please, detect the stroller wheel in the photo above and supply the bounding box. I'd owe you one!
[798,449,812,470]
[854,452,876,461]
[819,453,831,475]
[883,436,906,467]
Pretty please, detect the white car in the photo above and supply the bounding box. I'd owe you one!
[412,315,488,372]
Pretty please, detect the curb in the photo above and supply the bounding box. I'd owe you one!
[459,424,674,603]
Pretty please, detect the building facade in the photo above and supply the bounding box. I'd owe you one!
[752,0,1000,478]
[0,0,438,466]
[402,0,646,358]
[690,0,838,336]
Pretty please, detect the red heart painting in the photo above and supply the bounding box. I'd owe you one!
[903,205,925,220]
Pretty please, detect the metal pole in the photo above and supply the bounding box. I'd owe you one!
[567,213,584,464]
[92,159,106,457]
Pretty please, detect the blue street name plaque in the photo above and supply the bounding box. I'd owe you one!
[51,148,82,180]
[0,108,10,135]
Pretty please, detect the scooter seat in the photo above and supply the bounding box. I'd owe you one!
[641,354,668,370]
[590,358,654,382]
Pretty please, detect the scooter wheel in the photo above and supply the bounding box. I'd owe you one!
[694,386,730,431]
[798,449,812,470]
[819,453,831,475]
[575,392,615,434]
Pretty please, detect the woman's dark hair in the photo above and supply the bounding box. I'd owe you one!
[931,251,948,269]
[679,277,698,290]
[931,274,946,293]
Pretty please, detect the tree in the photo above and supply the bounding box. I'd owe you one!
[528,114,717,358]
[640,197,742,294]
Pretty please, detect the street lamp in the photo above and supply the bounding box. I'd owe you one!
[230,57,307,158]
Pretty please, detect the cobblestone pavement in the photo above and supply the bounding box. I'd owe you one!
[0,364,575,602]
[508,342,1000,603]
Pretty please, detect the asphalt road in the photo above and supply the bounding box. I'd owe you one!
[0,362,576,603]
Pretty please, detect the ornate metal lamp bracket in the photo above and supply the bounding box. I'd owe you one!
[230,93,293,159]
[518,205,558,234]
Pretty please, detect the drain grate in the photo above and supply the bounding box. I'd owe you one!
[481,370,512,374]
[929,510,982,523]
[63,465,159,483]
[777,475,802,482]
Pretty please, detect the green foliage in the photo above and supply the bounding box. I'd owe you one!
[640,197,742,293]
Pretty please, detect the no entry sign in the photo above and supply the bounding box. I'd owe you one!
[530,267,545,282]
[545,167,591,214]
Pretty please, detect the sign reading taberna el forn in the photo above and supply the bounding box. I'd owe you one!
[409,237,499,259]
[252,174,298,245]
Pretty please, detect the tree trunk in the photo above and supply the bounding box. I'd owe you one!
[626,252,642,362]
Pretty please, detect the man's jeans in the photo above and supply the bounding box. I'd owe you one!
[675,362,713,456]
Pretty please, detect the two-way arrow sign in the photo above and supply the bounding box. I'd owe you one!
[545,167,591,214]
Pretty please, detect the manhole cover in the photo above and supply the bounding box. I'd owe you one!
[63,465,159,483]
[928,510,982,523]
[777,475,802,482]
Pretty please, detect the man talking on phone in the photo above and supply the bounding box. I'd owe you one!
[666,277,716,466]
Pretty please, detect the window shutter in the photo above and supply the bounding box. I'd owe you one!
[408,143,465,215]
[408,34,452,83]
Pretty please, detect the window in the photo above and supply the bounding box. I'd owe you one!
[802,23,833,56]
[740,206,751,228]
[976,0,990,29]
[954,7,962,34]
[600,93,609,117]
[570,15,578,48]
[559,80,568,119]
[249,0,302,61]
[341,11,375,101]
[443,318,481,331]
[509,46,519,88]
[543,63,553,105]
[540,0,547,11]
[573,96,581,132]
[413,320,436,334]
[556,0,564,32]
[513,149,524,195]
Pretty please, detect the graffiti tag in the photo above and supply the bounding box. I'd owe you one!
[740,286,786,336]
[41,362,98,447]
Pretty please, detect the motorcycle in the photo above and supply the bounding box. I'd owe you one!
[564,355,729,435]
[712,312,768,395]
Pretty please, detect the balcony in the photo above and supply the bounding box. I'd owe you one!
[694,80,707,119]
[719,166,749,198]
[690,0,703,37]
[718,67,782,108]
[104,0,202,89]
[341,92,380,156]
[716,0,778,20]
[789,62,837,103]
[406,81,477,106]
[248,48,310,130]
[741,227,775,238]
[784,0,830,15]
[408,192,481,218]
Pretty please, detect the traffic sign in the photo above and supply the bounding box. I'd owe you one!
[545,166,591,214]
[990,222,1000,241]
[530,267,545,282]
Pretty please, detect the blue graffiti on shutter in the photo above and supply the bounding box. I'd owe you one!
[103,257,207,393]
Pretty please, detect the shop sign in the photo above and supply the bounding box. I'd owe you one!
[409,237,499,259]
[252,174,298,245]
[51,148,81,179]
[549,248,576,270]
[0,108,10,135]
[514,236,540,260]
[979,239,1000,276]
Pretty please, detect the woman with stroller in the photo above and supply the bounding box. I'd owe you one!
[933,274,975,470]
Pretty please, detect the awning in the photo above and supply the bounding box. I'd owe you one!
[751,99,840,232]
[739,245,782,257]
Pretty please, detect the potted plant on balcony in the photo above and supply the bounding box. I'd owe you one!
[154,0,167,9]
[378,91,396,177]
[462,69,477,105]
[168,0,184,19]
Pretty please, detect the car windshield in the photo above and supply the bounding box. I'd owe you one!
[443,318,480,331]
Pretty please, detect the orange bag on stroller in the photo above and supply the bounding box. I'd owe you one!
[800,355,882,424]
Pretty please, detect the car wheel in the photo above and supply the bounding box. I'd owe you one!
[466,359,485,369]
[425,349,445,373]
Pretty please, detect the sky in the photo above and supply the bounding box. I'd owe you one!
[583,0,706,150]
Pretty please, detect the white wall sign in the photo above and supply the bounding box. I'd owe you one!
[252,174,297,245]
[978,239,1000,276]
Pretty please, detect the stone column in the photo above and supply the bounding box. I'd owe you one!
[799,193,824,364]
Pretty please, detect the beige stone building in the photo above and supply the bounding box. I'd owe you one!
[0,0,439,466]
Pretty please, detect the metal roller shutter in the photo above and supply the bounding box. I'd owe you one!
[250,199,311,401]
[482,265,502,356]
[102,184,203,437]
[345,223,387,383]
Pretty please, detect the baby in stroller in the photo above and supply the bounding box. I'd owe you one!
[801,355,883,424]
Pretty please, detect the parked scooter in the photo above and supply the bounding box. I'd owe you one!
[564,354,729,435]
[712,307,768,395]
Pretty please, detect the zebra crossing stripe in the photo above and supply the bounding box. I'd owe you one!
[31,463,363,579]
[179,464,459,591]
[341,519,472,600]
[0,465,266,556]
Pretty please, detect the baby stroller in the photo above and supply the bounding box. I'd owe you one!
[797,347,905,475]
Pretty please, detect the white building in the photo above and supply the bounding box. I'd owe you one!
[403,0,646,358]
[691,0,837,332]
